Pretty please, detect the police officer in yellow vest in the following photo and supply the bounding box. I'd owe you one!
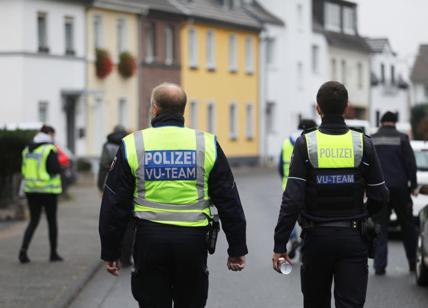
[19,125,63,263]
[272,82,389,308]
[99,83,247,308]
[279,119,317,258]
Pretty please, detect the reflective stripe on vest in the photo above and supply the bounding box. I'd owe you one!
[123,127,216,227]
[282,138,294,190]
[21,144,62,194]
[305,130,363,168]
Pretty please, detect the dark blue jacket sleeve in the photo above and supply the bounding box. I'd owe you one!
[278,149,284,178]
[208,142,248,257]
[99,143,134,261]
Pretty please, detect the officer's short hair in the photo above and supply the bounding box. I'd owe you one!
[151,83,187,115]
[40,125,55,135]
[316,81,348,115]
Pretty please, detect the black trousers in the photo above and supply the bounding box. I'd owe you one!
[21,193,58,253]
[373,187,417,270]
[300,227,368,308]
[131,220,209,308]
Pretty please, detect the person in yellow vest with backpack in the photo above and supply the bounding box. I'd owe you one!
[278,119,316,258]
[19,125,63,263]
[99,83,247,308]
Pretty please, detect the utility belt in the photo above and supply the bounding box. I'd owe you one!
[206,209,220,255]
[301,217,380,259]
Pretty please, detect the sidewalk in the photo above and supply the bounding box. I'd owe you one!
[0,179,102,308]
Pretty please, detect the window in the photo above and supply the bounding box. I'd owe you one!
[189,101,197,128]
[165,26,174,65]
[206,30,216,70]
[94,15,102,49]
[341,60,347,85]
[38,101,49,123]
[64,17,74,55]
[245,36,254,73]
[188,28,198,68]
[229,34,237,72]
[246,104,254,140]
[357,62,363,89]
[390,65,395,85]
[424,86,428,98]
[343,7,356,34]
[311,45,319,73]
[331,58,337,80]
[37,12,48,52]
[325,2,340,32]
[297,4,303,31]
[117,18,127,55]
[266,38,275,66]
[223,0,235,9]
[380,63,385,84]
[229,103,238,140]
[207,103,215,133]
[118,98,128,126]
[145,23,155,63]
[297,62,303,89]
[266,102,276,134]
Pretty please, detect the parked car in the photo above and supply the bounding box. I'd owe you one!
[389,141,428,231]
[416,185,428,286]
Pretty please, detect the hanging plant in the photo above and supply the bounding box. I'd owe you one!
[118,51,137,79]
[95,48,113,79]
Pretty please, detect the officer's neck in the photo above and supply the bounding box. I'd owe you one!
[151,112,185,128]
[320,114,346,125]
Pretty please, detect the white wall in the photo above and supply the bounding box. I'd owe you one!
[261,0,316,162]
[329,47,370,113]
[0,0,86,154]
[412,84,428,105]
[370,48,410,125]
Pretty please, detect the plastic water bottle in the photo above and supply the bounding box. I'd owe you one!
[278,257,292,275]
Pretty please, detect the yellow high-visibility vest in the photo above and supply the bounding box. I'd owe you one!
[123,126,217,227]
[21,144,62,194]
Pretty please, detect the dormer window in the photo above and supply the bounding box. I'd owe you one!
[343,7,356,35]
[221,0,235,10]
[325,2,341,32]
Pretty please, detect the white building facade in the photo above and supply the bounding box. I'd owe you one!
[0,0,86,154]
[313,0,371,120]
[367,38,410,126]
[411,45,428,107]
[247,0,321,163]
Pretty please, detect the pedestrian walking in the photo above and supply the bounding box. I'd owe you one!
[278,119,316,258]
[19,125,63,263]
[99,83,247,307]
[97,125,134,266]
[371,111,418,275]
[272,81,389,308]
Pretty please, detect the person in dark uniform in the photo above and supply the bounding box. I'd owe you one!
[99,83,247,308]
[272,81,389,308]
[371,111,418,275]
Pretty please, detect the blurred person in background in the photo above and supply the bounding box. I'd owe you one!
[278,119,317,258]
[371,111,418,275]
[97,124,133,267]
[19,125,63,263]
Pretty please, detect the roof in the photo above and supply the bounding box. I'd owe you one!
[91,0,148,13]
[242,0,284,26]
[324,31,372,53]
[171,0,261,30]
[137,0,183,14]
[411,45,428,84]
[365,37,395,54]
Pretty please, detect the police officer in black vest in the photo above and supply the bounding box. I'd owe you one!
[371,111,418,275]
[272,81,389,308]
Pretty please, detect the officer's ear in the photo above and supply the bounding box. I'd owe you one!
[316,104,323,117]
[151,103,160,118]
[343,101,349,117]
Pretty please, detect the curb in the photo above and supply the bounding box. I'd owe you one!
[59,260,103,308]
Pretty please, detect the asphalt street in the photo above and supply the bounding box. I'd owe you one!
[70,169,428,308]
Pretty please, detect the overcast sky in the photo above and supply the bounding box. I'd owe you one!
[354,0,428,62]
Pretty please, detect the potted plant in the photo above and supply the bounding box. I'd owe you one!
[118,51,137,79]
[95,48,113,79]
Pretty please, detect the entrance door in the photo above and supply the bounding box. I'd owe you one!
[64,95,77,154]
